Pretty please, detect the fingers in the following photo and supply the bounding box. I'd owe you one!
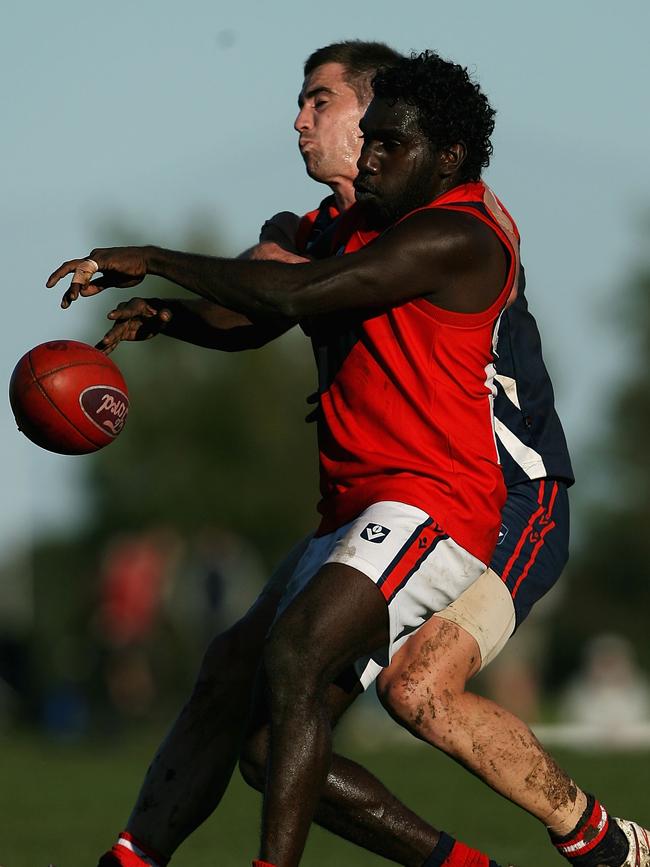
[106,299,155,320]
[56,258,99,309]
[46,258,90,289]
[96,320,138,354]
[106,299,172,322]
[95,299,173,353]
[47,247,147,309]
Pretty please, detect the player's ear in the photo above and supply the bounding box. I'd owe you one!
[439,142,466,178]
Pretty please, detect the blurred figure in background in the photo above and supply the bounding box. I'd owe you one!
[96,527,183,719]
[171,526,266,648]
[560,633,650,734]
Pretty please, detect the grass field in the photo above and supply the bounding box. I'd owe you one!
[2,720,649,867]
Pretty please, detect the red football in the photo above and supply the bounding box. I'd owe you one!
[9,340,129,455]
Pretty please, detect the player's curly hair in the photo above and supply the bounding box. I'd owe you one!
[372,50,496,182]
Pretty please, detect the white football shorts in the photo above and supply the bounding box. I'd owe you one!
[276,501,487,689]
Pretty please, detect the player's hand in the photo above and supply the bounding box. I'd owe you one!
[46,246,151,309]
[96,297,172,355]
[247,241,310,264]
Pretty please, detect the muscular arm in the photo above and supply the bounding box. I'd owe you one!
[49,209,507,318]
[146,209,507,318]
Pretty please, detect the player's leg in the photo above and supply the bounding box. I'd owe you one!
[377,611,588,827]
[378,482,580,826]
[380,621,646,867]
[99,537,310,867]
[242,672,510,867]
[256,559,390,867]
[377,481,646,866]
[245,503,508,867]
[241,668,446,866]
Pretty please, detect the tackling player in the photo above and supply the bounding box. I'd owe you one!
[48,43,649,867]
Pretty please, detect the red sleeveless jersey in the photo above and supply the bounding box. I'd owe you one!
[309,181,520,564]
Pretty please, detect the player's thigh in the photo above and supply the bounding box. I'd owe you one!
[432,566,516,673]
[331,501,487,690]
[490,479,570,630]
[421,479,570,678]
[270,500,485,691]
[268,560,390,687]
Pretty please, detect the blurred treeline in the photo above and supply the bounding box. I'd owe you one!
[545,237,650,690]
[1,217,650,736]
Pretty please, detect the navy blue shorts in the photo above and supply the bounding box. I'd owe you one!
[489,478,570,630]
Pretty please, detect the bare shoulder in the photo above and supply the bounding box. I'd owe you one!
[391,207,503,260]
[372,208,508,313]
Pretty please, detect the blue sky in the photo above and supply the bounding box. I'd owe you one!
[3,0,650,556]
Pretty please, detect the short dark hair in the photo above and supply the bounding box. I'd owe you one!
[372,50,496,182]
[304,40,402,104]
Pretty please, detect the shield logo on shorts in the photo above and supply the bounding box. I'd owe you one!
[497,523,508,545]
[361,524,391,543]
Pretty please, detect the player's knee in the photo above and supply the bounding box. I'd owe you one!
[376,666,458,749]
[376,665,413,722]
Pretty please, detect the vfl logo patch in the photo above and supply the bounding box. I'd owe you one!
[80,386,129,437]
[497,524,508,545]
[361,523,391,543]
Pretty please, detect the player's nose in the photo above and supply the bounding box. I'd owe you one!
[294,105,312,132]
[357,144,378,175]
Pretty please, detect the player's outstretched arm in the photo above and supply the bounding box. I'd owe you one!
[152,209,506,316]
[47,234,300,352]
[97,297,294,354]
[47,209,506,319]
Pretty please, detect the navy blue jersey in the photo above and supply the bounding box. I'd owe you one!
[493,268,574,487]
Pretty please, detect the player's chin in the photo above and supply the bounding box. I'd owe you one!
[355,192,386,220]
[302,154,323,179]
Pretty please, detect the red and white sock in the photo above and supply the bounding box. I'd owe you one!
[107,832,169,867]
[423,832,502,866]
[550,795,628,865]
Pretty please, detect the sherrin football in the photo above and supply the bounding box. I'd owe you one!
[9,340,129,455]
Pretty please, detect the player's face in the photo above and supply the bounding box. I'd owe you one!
[294,62,365,186]
[354,97,440,227]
